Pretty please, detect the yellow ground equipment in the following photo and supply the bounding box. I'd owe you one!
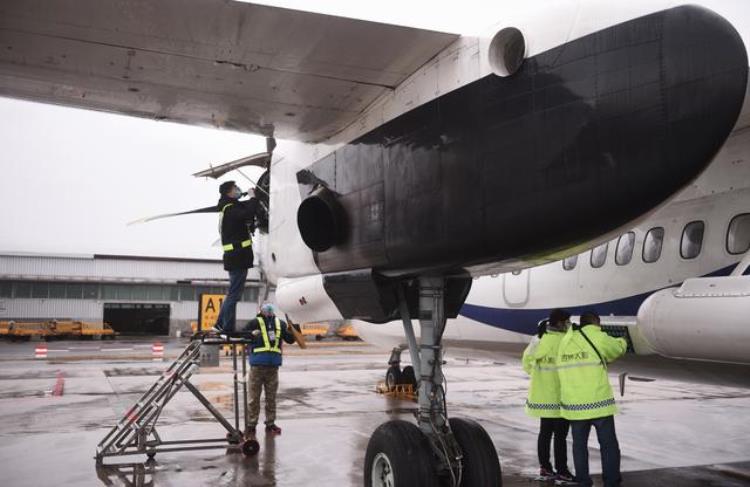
[300,322,329,340]
[335,323,359,341]
[375,382,416,401]
[0,320,116,340]
[79,322,116,339]
[1,321,48,341]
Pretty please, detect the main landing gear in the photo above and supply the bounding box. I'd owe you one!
[364,278,502,487]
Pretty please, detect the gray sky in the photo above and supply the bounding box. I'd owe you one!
[0,0,745,259]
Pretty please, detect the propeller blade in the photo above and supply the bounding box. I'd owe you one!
[127,204,217,226]
[192,152,271,179]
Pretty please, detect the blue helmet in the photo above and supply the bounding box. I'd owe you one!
[260,303,275,316]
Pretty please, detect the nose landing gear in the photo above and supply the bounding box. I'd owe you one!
[365,278,502,487]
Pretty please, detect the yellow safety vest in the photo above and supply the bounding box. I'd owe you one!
[557,325,627,420]
[254,317,281,354]
[220,203,252,252]
[522,330,564,418]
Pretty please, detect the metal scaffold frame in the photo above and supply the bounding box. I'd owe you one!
[95,336,255,465]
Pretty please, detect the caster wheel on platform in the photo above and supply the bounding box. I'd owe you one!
[364,420,437,487]
[226,432,242,445]
[449,417,502,487]
[241,438,260,457]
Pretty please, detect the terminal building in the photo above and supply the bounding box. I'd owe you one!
[0,253,263,336]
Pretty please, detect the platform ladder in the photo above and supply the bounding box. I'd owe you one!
[95,338,249,465]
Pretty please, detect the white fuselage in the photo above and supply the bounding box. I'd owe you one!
[254,0,750,331]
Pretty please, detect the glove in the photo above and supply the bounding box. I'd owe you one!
[251,329,260,337]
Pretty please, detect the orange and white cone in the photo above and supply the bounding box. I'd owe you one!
[35,345,48,359]
[152,342,164,362]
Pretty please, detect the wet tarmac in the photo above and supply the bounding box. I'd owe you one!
[1,339,749,486]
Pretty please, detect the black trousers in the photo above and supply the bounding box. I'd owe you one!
[538,417,570,472]
[570,415,622,487]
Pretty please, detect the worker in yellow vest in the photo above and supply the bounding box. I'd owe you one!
[242,303,295,435]
[522,309,574,482]
[213,180,259,334]
[557,311,627,487]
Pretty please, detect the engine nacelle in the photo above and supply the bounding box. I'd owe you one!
[637,277,750,364]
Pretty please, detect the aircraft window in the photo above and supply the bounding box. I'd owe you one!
[616,232,636,266]
[681,221,705,259]
[590,243,608,268]
[727,213,750,255]
[643,227,664,263]
[562,255,578,271]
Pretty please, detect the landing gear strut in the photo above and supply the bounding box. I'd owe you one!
[365,278,502,487]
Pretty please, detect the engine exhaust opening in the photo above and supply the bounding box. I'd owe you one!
[488,27,526,77]
[297,187,346,252]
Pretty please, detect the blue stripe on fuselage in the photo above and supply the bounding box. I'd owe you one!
[458,264,736,336]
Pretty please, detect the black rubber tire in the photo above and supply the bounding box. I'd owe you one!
[399,366,418,390]
[241,438,260,456]
[364,420,437,487]
[385,366,401,389]
[146,452,156,460]
[449,417,502,487]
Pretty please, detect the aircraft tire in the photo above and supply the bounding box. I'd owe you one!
[385,365,401,389]
[449,417,502,487]
[399,365,418,390]
[364,420,437,487]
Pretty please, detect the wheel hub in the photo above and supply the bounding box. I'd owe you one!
[371,452,395,487]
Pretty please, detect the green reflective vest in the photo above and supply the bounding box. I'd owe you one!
[523,330,565,418]
[556,325,627,420]
[254,317,281,354]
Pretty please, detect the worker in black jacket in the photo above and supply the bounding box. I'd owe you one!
[213,180,259,334]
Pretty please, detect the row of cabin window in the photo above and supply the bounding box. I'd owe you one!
[562,213,750,271]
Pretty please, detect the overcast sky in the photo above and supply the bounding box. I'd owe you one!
[0,1,745,259]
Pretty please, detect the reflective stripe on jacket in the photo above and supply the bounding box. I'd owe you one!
[556,324,627,420]
[523,330,564,418]
[249,317,282,366]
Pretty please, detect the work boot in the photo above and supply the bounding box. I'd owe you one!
[265,424,282,436]
[554,469,575,482]
[536,467,556,481]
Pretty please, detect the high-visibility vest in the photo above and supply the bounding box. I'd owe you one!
[254,317,281,354]
[522,330,564,418]
[556,325,627,420]
[220,203,252,252]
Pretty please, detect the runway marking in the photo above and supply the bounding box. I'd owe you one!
[46,349,70,352]
[101,348,133,352]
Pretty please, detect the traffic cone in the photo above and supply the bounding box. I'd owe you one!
[152,341,164,361]
[35,345,47,359]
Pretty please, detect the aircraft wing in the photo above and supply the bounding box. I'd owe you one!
[0,0,458,142]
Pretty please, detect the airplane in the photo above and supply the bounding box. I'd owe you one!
[2,1,748,485]
[353,124,750,382]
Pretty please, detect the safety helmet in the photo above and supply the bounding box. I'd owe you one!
[260,303,275,316]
